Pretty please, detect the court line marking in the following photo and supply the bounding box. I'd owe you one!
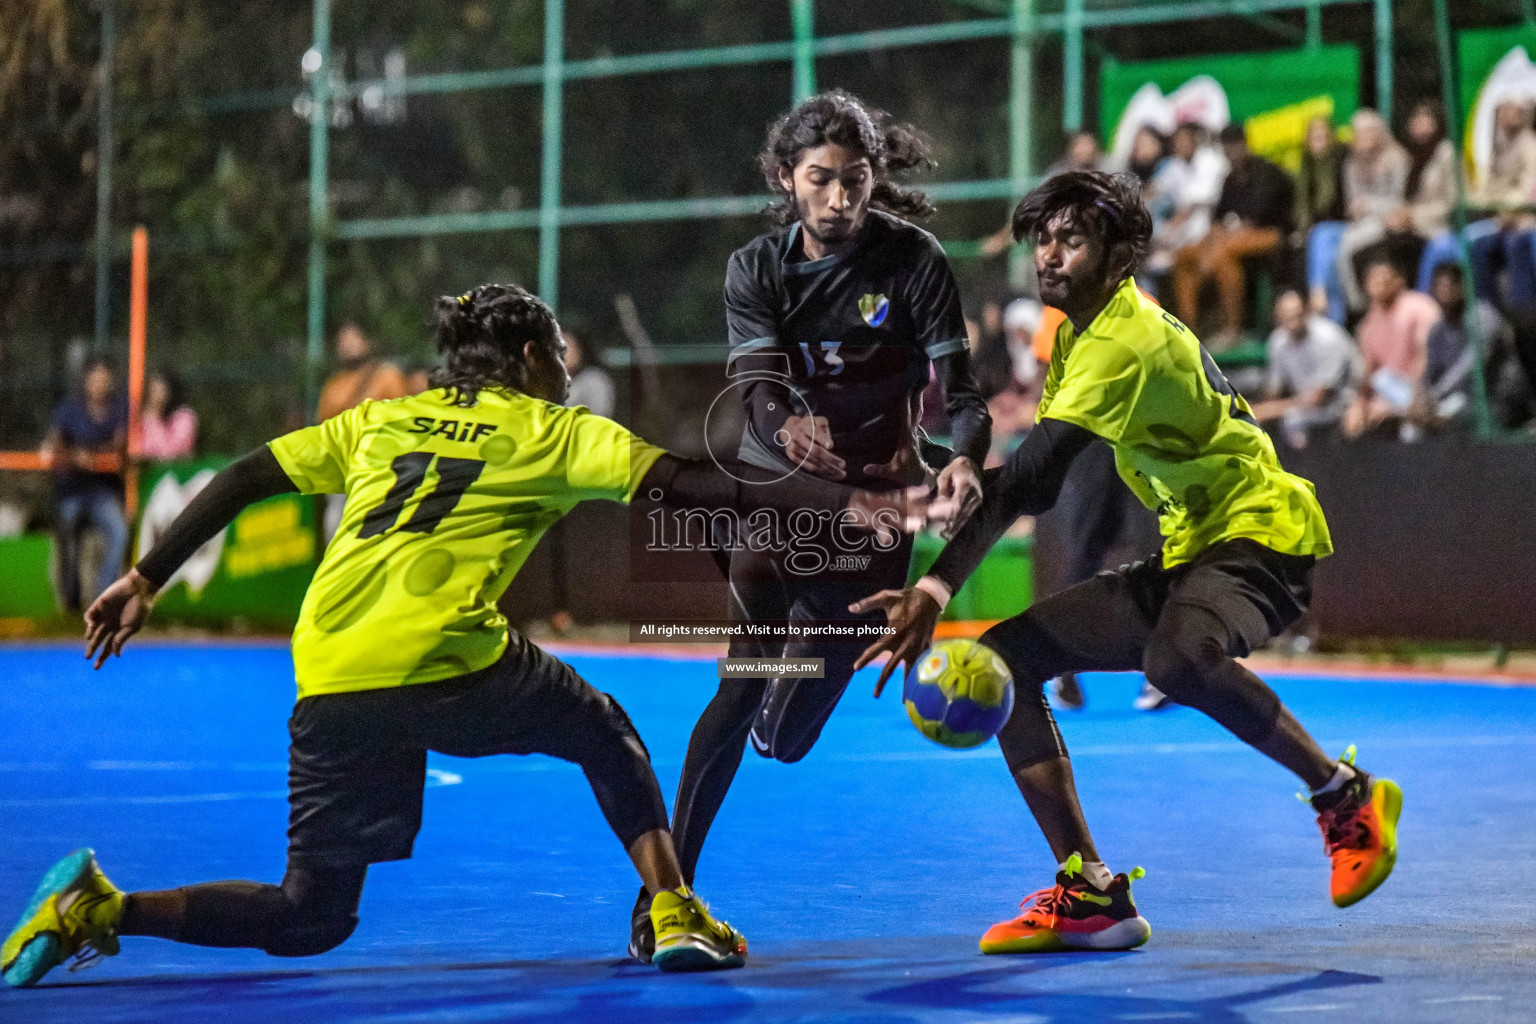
[1265,1005,1346,1013]
[1422,995,1502,1004]
[1115,1014,1198,1020]
[0,766,462,808]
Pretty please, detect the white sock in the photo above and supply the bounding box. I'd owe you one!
[1311,761,1357,796]
[1066,859,1113,890]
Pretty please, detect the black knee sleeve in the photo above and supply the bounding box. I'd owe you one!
[174,868,362,957]
[577,693,669,849]
[982,618,1068,772]
[1142,618,1281,744]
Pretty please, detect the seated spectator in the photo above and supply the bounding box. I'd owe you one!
[139,369,197,461]
[1343,258,1442,439]
[1418,263,1527,430]
[1172,123,1294,350]
[44,355,129,613]
[1250,289,1359,448]
[317,322,408,541]
[1464,99,1536,312]
[1121,125,1168,184]
[1145,122,1228,276]
[562,320,616,418]
[984,134,1106,256]
[1298,116,1349,321]
[317,322,408,421]
[1335,109,1409,316]
[1336,102,1456,302]
[1045,130,1103,179]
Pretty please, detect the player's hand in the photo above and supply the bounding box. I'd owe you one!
[849,587,942,697]
[84,569,157,670]
[862,437,937,489]
[779,415,845,480]
[934,457,984,539]
[847,486,958,545]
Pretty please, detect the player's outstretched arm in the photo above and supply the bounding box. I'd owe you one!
[848,417,1096,687]
[84,446,299,669]
[637,453,948,541]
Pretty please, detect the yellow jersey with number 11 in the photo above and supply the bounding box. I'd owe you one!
[267,388,664,699]
[1037,277,1332,567]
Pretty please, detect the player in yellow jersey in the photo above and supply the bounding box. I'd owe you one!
[3,283,935,987]
[854,171,1401,953]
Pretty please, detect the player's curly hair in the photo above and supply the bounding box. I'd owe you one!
[430,283,559,406]
[760,89,937,225]
[1011,170,1153,273]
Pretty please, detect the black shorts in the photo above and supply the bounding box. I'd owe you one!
[286,631,647,866]
[982,537,1314,685]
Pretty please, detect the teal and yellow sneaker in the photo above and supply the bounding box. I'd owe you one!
[649,887,746,972]
[3,849,125,988]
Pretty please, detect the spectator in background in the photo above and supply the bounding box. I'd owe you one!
[968,296,1014,401]
[1146,122,1228,277]
[1122,125,1168,184]
[1335,109,1409,316]
[1299,116,1350,324]
[139,369,197,462]
[1172,123,1294,350]
[562,320,616,418]
[317,323,408,421]
[1045,130,1103,179]
[1250,289,1359,448]
[1464,99,1536,311]
[1343,257,1441,439]
[316,322,408,540]
[44,355,128,613]
[1420,263,1526,430]
[1345,104,1455,301]
[983,133,1106,257]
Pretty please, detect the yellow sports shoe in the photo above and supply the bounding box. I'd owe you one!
[3,849,125,988]
[648,887,747,972]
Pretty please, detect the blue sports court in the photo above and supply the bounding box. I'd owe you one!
[2,641,1532,1024]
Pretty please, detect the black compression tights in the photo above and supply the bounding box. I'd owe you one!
[119,862,367,957]
[669,680,766,885]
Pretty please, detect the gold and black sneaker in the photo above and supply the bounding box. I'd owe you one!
[649,887,746,972]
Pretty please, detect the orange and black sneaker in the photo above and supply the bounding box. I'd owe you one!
[979,854,1152,954]
[1311,746,1402,908]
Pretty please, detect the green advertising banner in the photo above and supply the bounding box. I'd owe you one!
[1457,25,1536,188]
[135,458,317,627]
[1100,46,1360,174]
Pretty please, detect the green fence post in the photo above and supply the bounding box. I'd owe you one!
[1306,3,1322,50]
[1063,0,1084,133]
[791,0,816,102]
[1432,0,1492,438]
[539,0,566,311]
[1374,0,1392,124]
[93,0,116,352]
[304,0,331,422]
[1009,0,1034,291]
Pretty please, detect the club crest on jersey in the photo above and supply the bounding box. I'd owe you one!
[858,293,890,327]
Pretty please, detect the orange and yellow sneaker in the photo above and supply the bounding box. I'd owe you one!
[1311,747,1402,908]
[979,854,1152,954]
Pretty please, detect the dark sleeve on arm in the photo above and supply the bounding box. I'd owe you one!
[136,446,299,589]
[638,453,855,518]
[724,250,797,448]
[933,349,992,466]
[926,418,1097,595]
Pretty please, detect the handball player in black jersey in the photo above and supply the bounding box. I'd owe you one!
[629,91,992,959]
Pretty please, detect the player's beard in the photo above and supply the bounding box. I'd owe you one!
[796,194,862,250]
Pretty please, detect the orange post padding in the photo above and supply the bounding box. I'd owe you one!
[126,226,148,518]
